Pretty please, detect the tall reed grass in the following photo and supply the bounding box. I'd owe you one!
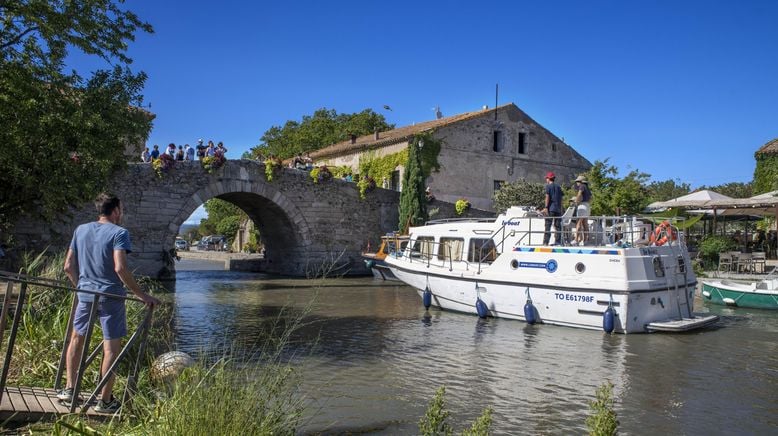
[7,250,308,434]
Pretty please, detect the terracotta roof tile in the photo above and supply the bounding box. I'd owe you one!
[310,104,514,160]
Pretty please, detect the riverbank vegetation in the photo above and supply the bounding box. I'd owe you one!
[586,381,619,436]
[419,386,493,436]
[11,251,306,434]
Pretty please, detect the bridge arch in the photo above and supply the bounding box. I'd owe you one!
[167,181,315,272]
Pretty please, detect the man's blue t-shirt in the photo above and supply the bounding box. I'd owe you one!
[70,222,131,302]
[545,183,564,214]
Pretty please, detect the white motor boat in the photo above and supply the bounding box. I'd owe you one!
[384,206,718,333]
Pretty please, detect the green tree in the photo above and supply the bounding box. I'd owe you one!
[582,160,650,215]
[204,198,244,224]
[646,179,691,203]
[492,179,546,213]
[216,215,241,244]
[250,108,394,160]
[0,0,153,231]
[698,181,753,198]
[398,135,428,233]
[198,198,247,242]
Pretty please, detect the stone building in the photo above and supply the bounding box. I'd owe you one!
[311,103,592,210]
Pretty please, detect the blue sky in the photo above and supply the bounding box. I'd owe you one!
[69,0,778,222]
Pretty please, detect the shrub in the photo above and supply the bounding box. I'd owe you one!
[698,235,736,265]
[455,198,470,216]
[309,166,332,183]
[586,381,619,436]
[357,176,376,199]
[419,386,492,436]
[152,154,175,178]
[264,157,281,181]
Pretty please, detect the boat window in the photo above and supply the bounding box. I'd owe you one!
[387,238,408,254]
[412,236,435,259]
[438,237,464,261]
[468,238,497,263]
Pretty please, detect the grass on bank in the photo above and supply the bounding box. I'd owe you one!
[8,250,308,435]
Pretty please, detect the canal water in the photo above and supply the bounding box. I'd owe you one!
[170,259,776,435]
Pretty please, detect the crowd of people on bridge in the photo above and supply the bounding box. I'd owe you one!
[140,139,228,163]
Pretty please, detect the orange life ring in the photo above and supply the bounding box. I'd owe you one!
[649,221,677,246]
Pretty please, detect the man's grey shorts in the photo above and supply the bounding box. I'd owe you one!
[74,297,127,340]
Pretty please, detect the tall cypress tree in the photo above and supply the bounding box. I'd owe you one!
[398,135,428,233]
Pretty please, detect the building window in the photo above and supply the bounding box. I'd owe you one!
[552,142,558,152]
[518,132,526,154]
[494,180,504,193]
[493,131,503,152]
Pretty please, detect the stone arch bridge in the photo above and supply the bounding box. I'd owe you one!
[11,160,489,279]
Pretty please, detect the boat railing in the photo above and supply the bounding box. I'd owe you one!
[397,238,465,272]
[0,270,154,416]
[424,217,496,225]
[509,215,686,249]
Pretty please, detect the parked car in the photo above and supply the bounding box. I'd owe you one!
[201,235,226,251]
[175,239,189,251]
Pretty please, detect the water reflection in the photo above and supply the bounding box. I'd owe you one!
[170,260,777,434]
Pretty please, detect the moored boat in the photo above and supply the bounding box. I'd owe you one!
[362,234,409,281]
[384,206,718,333]
[701,278,778,309]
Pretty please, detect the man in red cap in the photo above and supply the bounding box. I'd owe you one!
[542,171,563,245]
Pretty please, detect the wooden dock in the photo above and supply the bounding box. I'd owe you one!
[0,386,107,422]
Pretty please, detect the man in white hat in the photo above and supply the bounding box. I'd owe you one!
[573,175,592,245]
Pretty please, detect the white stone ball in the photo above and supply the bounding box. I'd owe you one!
[150,351,194,385]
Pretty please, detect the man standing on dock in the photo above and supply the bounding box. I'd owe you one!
[59,193,159,413]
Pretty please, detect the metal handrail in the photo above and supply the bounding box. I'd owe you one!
[0,270,154,416]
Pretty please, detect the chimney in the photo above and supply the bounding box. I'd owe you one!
[350,134,357,144]
[374,130,380,140]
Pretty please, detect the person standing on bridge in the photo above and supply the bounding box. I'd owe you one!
[184,143,195,161]
[196,139,206,160]
[59,193,160,413]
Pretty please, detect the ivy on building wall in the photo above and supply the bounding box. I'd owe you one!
[416,131,442,178]
[356,132,442,186]
[753,152,778,194]
[358,149,408,186]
